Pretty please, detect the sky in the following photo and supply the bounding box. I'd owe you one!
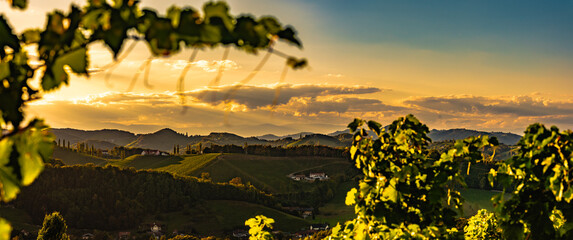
[2,0,573,136]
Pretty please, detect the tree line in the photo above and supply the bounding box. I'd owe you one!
[13,164,277,231]
[202,144,348,158]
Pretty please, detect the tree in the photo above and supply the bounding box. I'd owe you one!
[329,115,497,239]
[229,177,243,186]
[37,212,70,240]
[0,0,306,236]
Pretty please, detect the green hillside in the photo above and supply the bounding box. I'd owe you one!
[107,153,351,194]
[286,134,346,148]
[52,146,107,166]
[192,154,351,193]
[108,153,221,174]
[155,200,310,235]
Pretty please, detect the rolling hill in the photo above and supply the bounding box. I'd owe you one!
[52,146,107,166]
[51,128,137,146]
[428,128,521,145]
[125,128,196,152]
[286,134,347,148]
[190,132,269,147]
[77,139,118,150]
[51,127,523,157]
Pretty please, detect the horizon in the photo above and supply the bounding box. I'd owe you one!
[2,0,572,135]
[49,125,524,138]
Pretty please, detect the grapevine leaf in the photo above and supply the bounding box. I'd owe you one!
[20,29,41,44]
[88,0,107,8]
[10,0,27,9]
[144,18,179,56]
[286,57,308,70]
[42,47,88,91]
[277,26,302,48]
[348,118,363,132]
[102,9,128,58]
[0,218,11,240]
[14,124,51,185]
[82,9,109,31]
[176,8,202,46]
[382,178,398,202]
[259,17,282,35]
[235,16,262,48]
[0,139,20,201]
[0,15,21,58]
[563,187,573,203]
[345,188,358,206]
[0,61,9,81]
[137,9,157,34]
[368,120,383,136]
[166,5,181,28]
[199,24,222,44]
[203,1,234,31]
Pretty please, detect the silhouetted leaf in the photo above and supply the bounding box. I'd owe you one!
[367,120,382,136]
[0,15,21,58]
[258,17,282,35]
[20,29,41,44]
[278,26,301,48]
[203,1,233,31]
[42,47,88,91]
[144,17,179,56]
[348,118,363,132]
[9,0,27,9]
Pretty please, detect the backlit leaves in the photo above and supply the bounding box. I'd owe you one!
[42,47,88,91]
[0,218,11,240]
[330,115,497,239]
[0,120,53,202]
[245,215,274,240]
[1,1,305,237]
[490,123,573,239]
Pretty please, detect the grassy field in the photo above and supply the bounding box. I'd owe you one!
[52,146,107,166]
[108,154,220,174]
[460,188,511,217]
[191,154,351,193]
[148,200,310,235]
[313,180,356,226]
[0,207,38,232]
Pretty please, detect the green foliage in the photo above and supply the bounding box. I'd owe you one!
[37,212,70,240]
[1,0,305,237]
[245,215,274,240]
[0,218,10,240]
[489,123,573,239]
[464,209,502,240]
[329,115,498,239]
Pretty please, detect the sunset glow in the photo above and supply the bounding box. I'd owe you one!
[2,0,572,135]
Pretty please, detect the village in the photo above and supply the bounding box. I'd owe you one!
[288,172,330,182]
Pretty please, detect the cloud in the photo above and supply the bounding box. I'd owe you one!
[29,90,573,136]
[283,97,405,115]
[405,95,573,117]
[70,92,179,105]
[187,84,383,108]
[402,95,573,133]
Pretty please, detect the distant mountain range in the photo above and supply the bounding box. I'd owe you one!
[51,127,522,153]
[428,128,522,145]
